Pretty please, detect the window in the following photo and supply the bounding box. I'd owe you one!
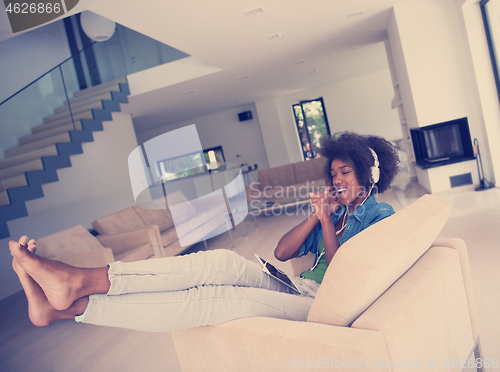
[158,151,205,181]
[203,146,225,170]
[292,97,331,160]
[157,146,226,181]
[481,0,500,102]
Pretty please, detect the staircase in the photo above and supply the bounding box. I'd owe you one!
[0,77,130,239]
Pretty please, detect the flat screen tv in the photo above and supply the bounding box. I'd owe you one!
[410,117,474,169]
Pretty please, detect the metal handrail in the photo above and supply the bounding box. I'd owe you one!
[0,41,97,107]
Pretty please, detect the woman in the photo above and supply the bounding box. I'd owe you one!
[10,132,399,332]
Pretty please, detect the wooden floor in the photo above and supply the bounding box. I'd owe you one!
[1,177,499,371]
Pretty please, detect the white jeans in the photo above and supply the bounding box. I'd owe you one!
[76,249,319,332]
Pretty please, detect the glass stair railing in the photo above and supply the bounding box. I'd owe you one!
[0,23,187,239]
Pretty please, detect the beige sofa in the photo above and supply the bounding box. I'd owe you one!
[246,157,327,206]
[172,194,482,371]
[91,191,231,257]
[36,224,163,268]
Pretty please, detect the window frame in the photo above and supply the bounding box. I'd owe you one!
[481,0,500,103]
[292,97,331,161]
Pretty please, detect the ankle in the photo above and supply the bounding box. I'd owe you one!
[78,267,110,298]
[67,296,89,316]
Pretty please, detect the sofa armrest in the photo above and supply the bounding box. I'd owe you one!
[96,225,164,259]
[172,317,390,372]
[431,238,479,340]
[54,248,115,268]
[351,247,474,365]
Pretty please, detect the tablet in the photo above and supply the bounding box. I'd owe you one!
[255,254,301,293]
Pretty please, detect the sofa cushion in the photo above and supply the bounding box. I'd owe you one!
[293,157,328,184]
[114,243,155,262]
[133,198,175,232]
[91,208,145,235]
[307,194,450,327]
[258,164,296,190]
[55,248,115,268]
[37,225,103,259]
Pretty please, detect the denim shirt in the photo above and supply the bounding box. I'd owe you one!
[295,195,395,269]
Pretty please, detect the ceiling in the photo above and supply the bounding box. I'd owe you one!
[1,0,409,133]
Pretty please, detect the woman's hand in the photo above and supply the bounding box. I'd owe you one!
[309,186,340,222]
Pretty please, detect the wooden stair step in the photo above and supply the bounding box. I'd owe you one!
[20,122,82,146]
[5,132,71,158]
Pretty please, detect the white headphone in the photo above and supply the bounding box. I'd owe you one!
[368,147,380,184]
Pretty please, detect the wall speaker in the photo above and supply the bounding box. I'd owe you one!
[238,111,253,122]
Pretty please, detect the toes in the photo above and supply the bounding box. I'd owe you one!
[9,236,36,260]
[9,240,21,256]
[19,235,29,248]
[9,236,31,256]
[27,239,36,253]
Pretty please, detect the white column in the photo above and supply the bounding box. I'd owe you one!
[387,0,491,192]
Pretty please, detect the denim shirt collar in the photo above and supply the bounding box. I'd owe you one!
[295,194,395,272]
[332,195,377,223]
[352,195,377,222]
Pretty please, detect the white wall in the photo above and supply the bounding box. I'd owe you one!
[254,98,293,168]
[460,0,500,186]
[0,112,139,300]
[417,160,479,193]
[137,64,401,173]
[393,0,473,126]
[255,58,402,167]
[135,104,270,171]
[387,15,419,132]
[127,57,222,97]
[277,69,402,142]
[0,20,70,103]
[388,0,494,193]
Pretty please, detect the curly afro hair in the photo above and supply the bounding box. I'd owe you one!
[319,132,399,194]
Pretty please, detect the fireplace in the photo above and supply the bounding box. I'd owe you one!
[410,117,475,169]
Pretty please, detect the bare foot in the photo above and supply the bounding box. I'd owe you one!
[12,237,88,326]
[9,236,109,311]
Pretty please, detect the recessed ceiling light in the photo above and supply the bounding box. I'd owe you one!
[186,89,197,94]
[306,69,318,76]
[268,33,285,40]
[237,75,249,80]
[348,10,364,18]
[293,60,305,65]
[244,7,266,17]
